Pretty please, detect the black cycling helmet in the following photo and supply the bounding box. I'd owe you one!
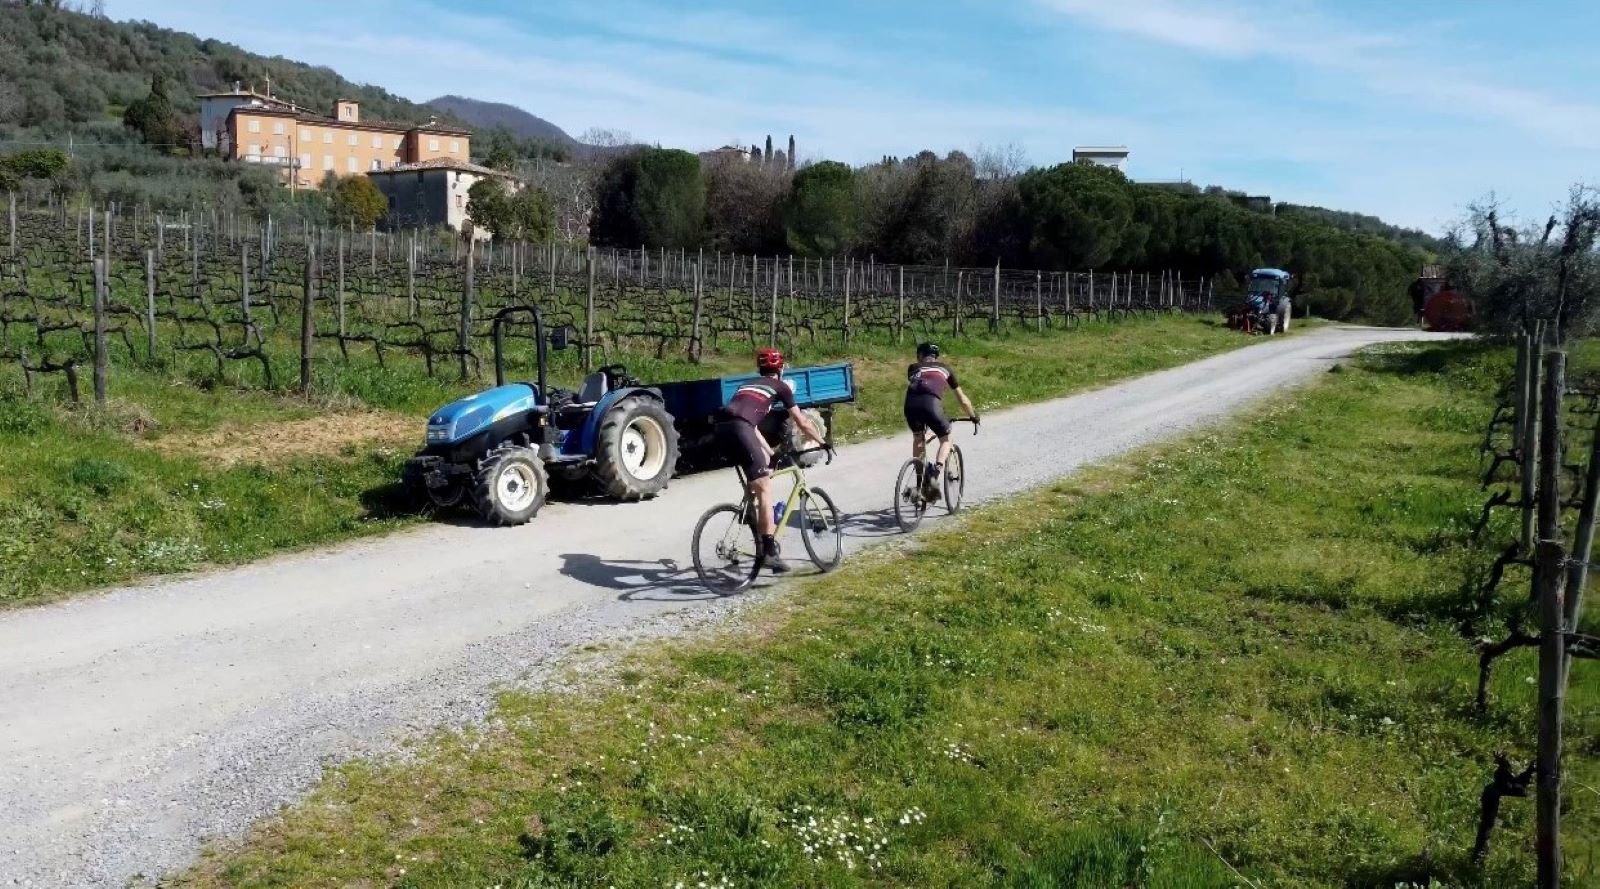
[916,341,941,359]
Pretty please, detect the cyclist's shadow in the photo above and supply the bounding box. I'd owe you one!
[843,507,910,540]
[557,553,733,602]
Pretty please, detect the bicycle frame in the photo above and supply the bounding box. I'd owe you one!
[731,447,829,534]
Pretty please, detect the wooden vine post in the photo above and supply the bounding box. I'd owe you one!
[769,256,779,348]
[688,260,704,363]
[897,266,906,345]
[145,249,157,360]
[300,245,317,394]
[459,241,475,381]
[585,248,596,372]
[1534,350,1567,889]
[991,260,1001,331]
[92,256,108,406]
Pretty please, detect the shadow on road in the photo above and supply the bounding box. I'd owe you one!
[557,553,722,601]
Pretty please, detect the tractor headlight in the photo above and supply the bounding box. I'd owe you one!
[426,423,452,444]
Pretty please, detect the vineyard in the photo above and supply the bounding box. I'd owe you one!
[0,192,1217,407]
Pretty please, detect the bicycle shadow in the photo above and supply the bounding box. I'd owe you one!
[841,507,907,540]
[556,553,717,601]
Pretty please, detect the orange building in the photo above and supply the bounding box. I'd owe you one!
[217,96,471,190]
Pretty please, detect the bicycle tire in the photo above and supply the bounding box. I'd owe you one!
[943,446,966,515]
[691,502,763,593]
[894,459,927,532]
[799,486,844,571]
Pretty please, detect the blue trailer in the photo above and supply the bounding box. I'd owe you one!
[403,306,856,526]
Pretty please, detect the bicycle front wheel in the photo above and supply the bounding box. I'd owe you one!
[692,503,762,593]
[893,460,926,532]
[799,486,844,571]
[943,446,966,515]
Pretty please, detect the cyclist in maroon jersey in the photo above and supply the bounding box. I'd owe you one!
[904,342,978,501]
[714,347,829,571]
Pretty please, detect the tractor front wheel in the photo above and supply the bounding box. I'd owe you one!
[595,398,679,501]
[473,446,549,526]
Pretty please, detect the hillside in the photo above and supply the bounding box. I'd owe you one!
[427,94,575,147]
[0,3,452,131]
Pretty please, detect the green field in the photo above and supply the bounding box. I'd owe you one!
[0,313,1265,608]
[173,340,1598,887]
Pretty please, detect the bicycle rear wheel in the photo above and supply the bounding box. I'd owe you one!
[799,486,844,571]
[943,446,966,515]
[692,503,763,593]
[894,459,927,532]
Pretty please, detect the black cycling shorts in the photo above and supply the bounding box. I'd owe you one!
[904,393,951,438]
[715,418,771,481]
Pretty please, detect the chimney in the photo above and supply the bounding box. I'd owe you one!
[335,99,361,123]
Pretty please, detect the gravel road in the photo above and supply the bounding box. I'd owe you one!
[0,325,1453,886]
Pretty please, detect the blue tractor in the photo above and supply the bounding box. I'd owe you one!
[403,305,857,526]
[403,306,681,525]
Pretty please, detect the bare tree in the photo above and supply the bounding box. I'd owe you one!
[524,157,598,244]
[580,127,635,149]
[974,143,1030,180]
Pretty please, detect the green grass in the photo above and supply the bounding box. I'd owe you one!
[173,340,1598,887]
[0,314,1269,608]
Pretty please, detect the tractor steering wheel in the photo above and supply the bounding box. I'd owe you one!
[599,363,638,389]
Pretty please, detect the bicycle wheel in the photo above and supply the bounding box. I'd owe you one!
[799,486,844,571]
[893,459,927,532]
[692,502,763,593]
[943,446,966,515]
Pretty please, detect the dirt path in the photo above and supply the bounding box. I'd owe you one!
[0,326,1454,885]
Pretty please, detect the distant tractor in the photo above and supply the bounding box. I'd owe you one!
[1227,268,1292,334]
[403,305,856,526]
[1411,268,1476,332]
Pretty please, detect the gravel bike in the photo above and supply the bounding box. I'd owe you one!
[893,417,977,532]
[691,446,842,594]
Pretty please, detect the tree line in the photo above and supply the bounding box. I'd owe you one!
[581,147,1435,324]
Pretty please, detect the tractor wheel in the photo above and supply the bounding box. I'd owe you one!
[594,398,679,501]
[426,481,467,510]
[472,446,548,526]
[784,408,829,467]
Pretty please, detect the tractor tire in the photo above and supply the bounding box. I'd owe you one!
[594,398,679,501]
[472,446,548,526]
[785,408,829,467]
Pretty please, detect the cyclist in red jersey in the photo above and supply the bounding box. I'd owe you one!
[715,348,829,571]
[905,342,978,501]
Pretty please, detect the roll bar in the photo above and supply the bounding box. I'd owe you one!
[491,305,549,397]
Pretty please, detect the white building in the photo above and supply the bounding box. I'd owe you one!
[197,83,300,152]
[368,158,521,239]
[1072,146,1130,173]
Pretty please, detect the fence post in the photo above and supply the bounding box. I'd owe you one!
[337,232,347,337]
[843,262,852,345]
[1565,408,1600,688]
[240,243,251,330]
[459,241,476,380]
[407,234,417,319]
[991,261,1001,331]
[7,190,14,258]
[1036,272,1044,333]
[954,270,963,336]
[92,257,108,405]
[1522,325,1543,553]
[897,266,906,345]
[689,260,704,363]
[301,245,317,394]
[145,249,157,360]
[770,256,780,347]
[585,247,596,372]
[1534,349,1567,889]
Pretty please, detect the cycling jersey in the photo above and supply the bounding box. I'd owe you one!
[907,361,959,398]
[719,375,796,426]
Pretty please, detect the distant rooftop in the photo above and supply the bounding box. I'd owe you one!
[371,158,513,178]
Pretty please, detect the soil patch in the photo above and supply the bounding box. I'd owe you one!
[142,411,419,467]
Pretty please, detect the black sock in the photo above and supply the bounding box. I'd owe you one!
[762,533,777,553]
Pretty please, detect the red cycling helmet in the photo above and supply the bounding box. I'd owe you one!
[755,347,785,373]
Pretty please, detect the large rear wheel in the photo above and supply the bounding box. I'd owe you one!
[799,487,844,571]
[691,503,763,594]
[893,459,927,533]
[595,398,680,501]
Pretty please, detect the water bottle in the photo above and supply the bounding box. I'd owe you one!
[773,502,787,525]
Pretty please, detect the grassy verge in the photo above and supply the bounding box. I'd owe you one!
[174,340,1598,887]
[0,314,1272,607]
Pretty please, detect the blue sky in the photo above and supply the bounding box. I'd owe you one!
[122,0,1599,233]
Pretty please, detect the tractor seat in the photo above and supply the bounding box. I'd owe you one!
[577,371,609,404]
